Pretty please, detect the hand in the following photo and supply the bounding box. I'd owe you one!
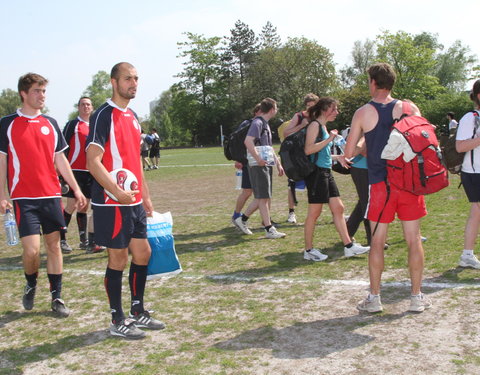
[329,129,339,139]
[337,155,352,169]
[73,190,88,211]
[277,164,284,177]
[234,161,243,169]
[257,159,267,167]
[143,197,154,217]
[114,187,140,205]
[0,199,12,214]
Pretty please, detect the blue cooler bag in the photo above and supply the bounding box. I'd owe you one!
[146,211,182,280]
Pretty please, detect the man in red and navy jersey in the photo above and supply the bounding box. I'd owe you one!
[60,96,104,254]
[0,72,87,317]
[86,62,164,339]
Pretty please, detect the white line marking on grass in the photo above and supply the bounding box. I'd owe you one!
[1,266,477,289]
[158,164,232,167]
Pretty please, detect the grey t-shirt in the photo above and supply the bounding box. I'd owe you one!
[247,117,271,146]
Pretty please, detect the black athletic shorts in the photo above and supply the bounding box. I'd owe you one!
[13,198,66,237]
[461,172,480,202]
[92,204,147,249]
[149,148,160,158]
[305,167,340,204]
[63,171,92,199]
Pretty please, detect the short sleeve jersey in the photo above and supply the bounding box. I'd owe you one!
[456,110,480,173]
[63,117,89,171]
[246,117,271,146]
[0,110,67,199]
[86,99,142,206]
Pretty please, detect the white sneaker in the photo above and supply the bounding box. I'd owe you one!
[234,216,252,235]
[459,254,480,269]
[357,294,383,313]
[265,226,286,239]
[408,293,432,312]
[304,248,328,262]
[344,243,370,257]
[287,212,297,224]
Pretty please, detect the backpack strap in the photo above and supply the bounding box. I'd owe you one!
[470,111,480,172]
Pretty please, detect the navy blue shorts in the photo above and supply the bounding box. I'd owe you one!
[63,171,92,199]
[241,165,251,189]
[13,198,66,238]
[92,204,147,249]
[461,172,480,202]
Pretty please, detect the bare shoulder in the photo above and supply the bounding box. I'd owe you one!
[352,103,378,132]
[393,99,421,118]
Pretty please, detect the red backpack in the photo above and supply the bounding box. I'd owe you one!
[385,101,449,195]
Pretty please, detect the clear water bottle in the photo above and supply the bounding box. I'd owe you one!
[235,169,243,190]
[4,209,19,246]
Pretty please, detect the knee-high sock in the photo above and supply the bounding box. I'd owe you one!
[129,263,147,315]
[47,273,62,300]
[105,268,124,323]
[76,212,87,243]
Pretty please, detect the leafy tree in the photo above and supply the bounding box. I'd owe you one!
[339,39,376,88]
[0,88,21,117]
[435,41,477,90]
[259,21,281,49]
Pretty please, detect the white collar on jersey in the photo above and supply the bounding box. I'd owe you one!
[17,109,42,119]
[107,98,129,113]
[77,116,90,124]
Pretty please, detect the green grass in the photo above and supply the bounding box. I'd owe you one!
[0,146,479,374]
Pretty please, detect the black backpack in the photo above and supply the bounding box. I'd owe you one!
[279,121,319,181]
[442,111,480,174]
[224,118,266,164]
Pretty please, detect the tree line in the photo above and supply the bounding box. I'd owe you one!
[0,20,478,146]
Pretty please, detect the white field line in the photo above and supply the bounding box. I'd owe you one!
[1,266,477,289]
[158,164,232,167]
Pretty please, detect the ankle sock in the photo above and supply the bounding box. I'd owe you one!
[463,250,474,257]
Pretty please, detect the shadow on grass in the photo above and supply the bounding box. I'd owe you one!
[424,267,480,284]
[0,320,108,374]
[214,312,407,359]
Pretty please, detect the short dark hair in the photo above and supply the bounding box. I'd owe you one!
[447,112,455,119]
[78,96,92,106]
[308,97,339,120]
[18,73,48,102]
[110,62,134,80]
[367,63,396,90]
[252,103,261,116]
[470,80,480,107]
[259,98,276,114]
[303,93,319,106]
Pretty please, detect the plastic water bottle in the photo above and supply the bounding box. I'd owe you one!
[4,209,18,246]
[235,169,243,190]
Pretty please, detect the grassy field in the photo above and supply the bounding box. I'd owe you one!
[1,146,479,375]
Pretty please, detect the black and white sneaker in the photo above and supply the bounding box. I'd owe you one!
[22,285,36,310]
[110,318,146,339]
[129,310,166,330]
[51,298,70,317]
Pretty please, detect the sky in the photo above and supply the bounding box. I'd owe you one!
[0,0,477,123]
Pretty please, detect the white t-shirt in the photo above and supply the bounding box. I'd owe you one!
[448,119,458,130]
[456,110,480,173]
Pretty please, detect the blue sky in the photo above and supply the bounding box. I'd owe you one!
[0,0,477,123]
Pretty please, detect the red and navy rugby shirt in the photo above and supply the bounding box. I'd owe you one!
[63,117,89,171]
[0,110,67,199]
[86,99,142,206]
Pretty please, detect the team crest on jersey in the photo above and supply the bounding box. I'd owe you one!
[41,126,50,135]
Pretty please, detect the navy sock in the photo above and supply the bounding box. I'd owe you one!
[25,272,38,288]
[61,211,72,241]
[105,268,124,323]
[76,213,87,243]
[129,263,148,315]
[241,214,249,222]
[47,273,62,300]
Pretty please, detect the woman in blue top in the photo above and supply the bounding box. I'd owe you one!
[303,97,370,262]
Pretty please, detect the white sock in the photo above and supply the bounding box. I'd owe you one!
[463,250,474,257]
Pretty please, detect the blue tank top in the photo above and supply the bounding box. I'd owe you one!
[364,99,398,184]
[311,125,332,169]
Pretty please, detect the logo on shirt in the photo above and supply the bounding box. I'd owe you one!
[41,126,50,135]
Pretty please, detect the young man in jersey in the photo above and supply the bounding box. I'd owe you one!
[0,73,87,317]
[148,129,160,169]
[61,96,105,254]
[344,63,432,314]
[86,62,164,339]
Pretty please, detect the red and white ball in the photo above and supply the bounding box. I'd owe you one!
[105,168,138,201]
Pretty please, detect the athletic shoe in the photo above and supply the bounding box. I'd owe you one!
[459,254,480,269]
[265,226,286,239]
[357,294,383,313]
[304,248,328,262]
[154,165,159,169]
[22,285,36,310]
[110,318,146,339]
[79,240,89,250]
[344,243,370,257]
[262,220,281,227]
[287,212,297,224]
[408,293,432,312]
[60,240,73,254]
[51,298,70,317]
[234,217,252,235]
[129,311,166,330]
[86,244,106,254]
[421,236,427,242]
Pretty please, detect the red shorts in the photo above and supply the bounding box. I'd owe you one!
[366,181,427,223]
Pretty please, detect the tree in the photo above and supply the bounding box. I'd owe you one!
[339,39,376,88]
[259,21,281,49]
[0,89,21,118]
[376,31,444,104]
[435,41,477,90]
